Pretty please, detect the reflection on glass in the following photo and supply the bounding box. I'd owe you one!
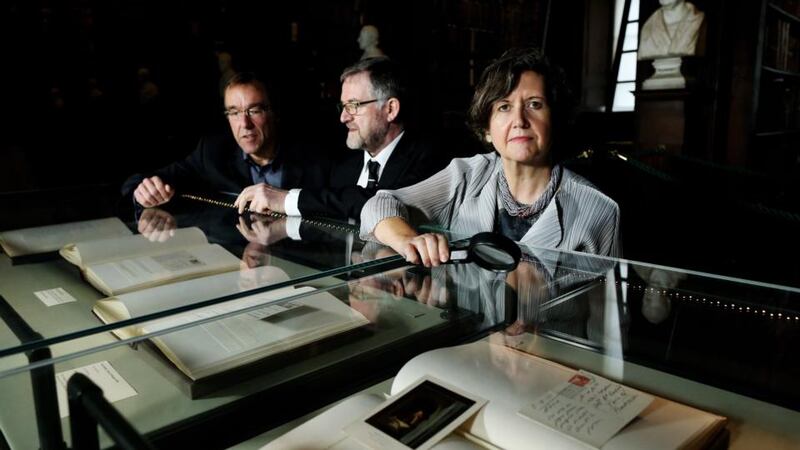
[137,207,177,242]
[633,265,686,324]
[506,250,616,347]
[471,243,516,267]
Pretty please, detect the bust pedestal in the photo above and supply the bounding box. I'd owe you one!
[642,57,686,90]
[634,88,697,156]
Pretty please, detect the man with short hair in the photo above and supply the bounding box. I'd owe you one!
[122,72,325,207]
[234,57,447,220]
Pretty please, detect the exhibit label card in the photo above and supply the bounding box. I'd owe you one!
[55,361,138,418]
[34,287,77,306]
[345,376,486,450]
[519,370,653,448]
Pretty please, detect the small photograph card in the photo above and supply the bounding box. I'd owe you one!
[345,376,486,450]
[519,370,654,448]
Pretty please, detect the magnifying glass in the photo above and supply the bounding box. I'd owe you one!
[448,232,521,272]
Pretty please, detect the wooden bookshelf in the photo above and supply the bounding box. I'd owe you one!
[751,1,800,174]
[768,2,800,25]
[762,65,800,77]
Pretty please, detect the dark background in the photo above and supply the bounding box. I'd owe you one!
[0,0,552,190]
[1,0,798,286]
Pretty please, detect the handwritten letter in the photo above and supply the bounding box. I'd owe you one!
[519,370,653,448]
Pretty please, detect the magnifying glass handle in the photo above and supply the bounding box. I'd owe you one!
[449,249,470,262]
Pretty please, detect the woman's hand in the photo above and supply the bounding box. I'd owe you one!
[398,233,451,267]
[374,217,451,267]
[400,269,449,306]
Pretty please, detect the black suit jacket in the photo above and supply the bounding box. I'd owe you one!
[121,133,328,198]
[297,132,448,220]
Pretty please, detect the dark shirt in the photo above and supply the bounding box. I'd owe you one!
[243,149,285,187]
[494,165,562,241]
[121,134,329,200]
[496,209,536,241]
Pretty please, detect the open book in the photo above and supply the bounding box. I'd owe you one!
[59,227,240,296]
[94,266,370,383]
[0,217,132,259]
[264,338,727,450]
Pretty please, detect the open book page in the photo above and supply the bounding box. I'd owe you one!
[59,226,209,266]
[93,266,368,380]
[92,266,292,330]
[261,394,487,450]
[84,241,241,295]
[0,217,132,257]
[392,339,725,450]
[143,286,369,379]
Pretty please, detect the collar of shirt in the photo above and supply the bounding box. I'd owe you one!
[357,131,404,188]
[242,145,284,169]
[243,145,284,186]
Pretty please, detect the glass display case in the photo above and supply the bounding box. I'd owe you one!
[0,185,798,449]
[0,185,510,448]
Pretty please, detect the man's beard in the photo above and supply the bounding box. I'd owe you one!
[347,120,389,152]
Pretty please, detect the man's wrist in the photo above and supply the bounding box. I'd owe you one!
[286,216,303,240]
[285,189,302,216]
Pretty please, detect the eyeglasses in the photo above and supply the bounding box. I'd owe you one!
[224,104,269,120]
[337,99,379,115]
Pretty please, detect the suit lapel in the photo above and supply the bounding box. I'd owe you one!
[521,191,564,248]
[279,147,304,188]
[451,157,499,236]
[341,152,364,186]
[230,147,252,187]
[375,133,410,188]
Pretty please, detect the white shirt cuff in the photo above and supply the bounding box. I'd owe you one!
[285,189,302,216]
[286,216,303,240]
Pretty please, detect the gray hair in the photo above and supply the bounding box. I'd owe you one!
[340,57,407,122]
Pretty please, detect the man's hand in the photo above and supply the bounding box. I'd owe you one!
[238,242,272,290]
[137,208,177,242]
[133,176,174,207]
[240,241,271,270]
[236,215,288,246]
[234,183,288,214]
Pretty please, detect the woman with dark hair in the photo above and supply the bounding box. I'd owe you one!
[360,48,619,266]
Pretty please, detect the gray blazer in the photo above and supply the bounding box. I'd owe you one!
[360,152,620,257]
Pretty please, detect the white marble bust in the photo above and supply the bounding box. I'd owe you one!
[638,0,704,60]
[358,25,385,60]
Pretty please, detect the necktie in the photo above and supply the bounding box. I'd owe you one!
[366,160,380,190]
